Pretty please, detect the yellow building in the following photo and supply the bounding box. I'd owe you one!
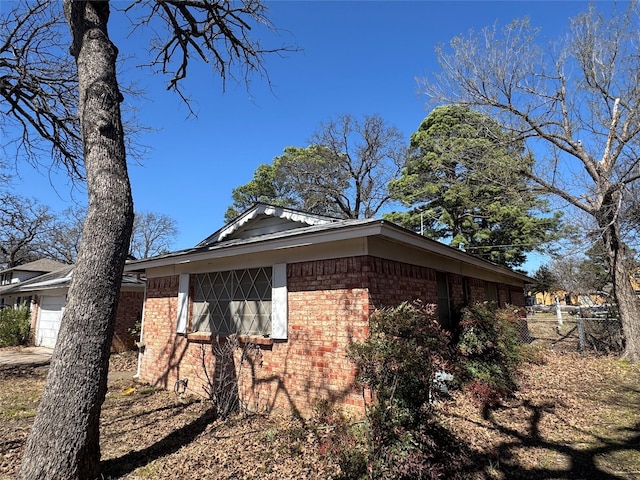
[532,267,640,306]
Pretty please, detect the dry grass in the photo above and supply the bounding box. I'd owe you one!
[1,324,639,479]
[442,348,640,479]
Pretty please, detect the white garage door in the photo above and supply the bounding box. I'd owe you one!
[36,295,66,348]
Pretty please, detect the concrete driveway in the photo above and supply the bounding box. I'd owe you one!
[0,347,135,381]
[0,346,53,369]
[0,346,136,380]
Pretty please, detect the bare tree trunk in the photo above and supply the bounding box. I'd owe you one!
[18,2,133,479]
[603,221,640,362]
[596,189,640,362]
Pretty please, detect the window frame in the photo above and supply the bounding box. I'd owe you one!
[181,263,287,340]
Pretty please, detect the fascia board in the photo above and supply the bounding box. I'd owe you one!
[17,280,69,291]
[126,219,531,284]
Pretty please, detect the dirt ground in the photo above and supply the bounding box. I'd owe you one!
[1,330,640,479]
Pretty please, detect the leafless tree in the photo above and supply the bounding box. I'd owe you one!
[0,0,290,478]
[0,1,82,178]
[130,210,178,259]
[271,113,407,219]
[42,205,86,264]
[308,113,407,219]
[422,4,640,361]
[40,207,178,262]
[0,194,55,268]
[227,113,407,220]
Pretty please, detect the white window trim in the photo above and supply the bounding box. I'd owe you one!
[176,273,189,334]
[271,263,288,340]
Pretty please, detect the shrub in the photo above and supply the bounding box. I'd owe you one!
[341,301,453,479]
[313,401,369,480]
[457,302,525,405]
[0,305,31,347]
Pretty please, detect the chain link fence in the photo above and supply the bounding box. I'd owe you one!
[517,309,623,355]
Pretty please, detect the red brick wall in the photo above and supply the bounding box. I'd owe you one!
[137,256,526,417]
[281,258,371,415]
[137,276,188,389]
[448,274,466,312]
[367,257,437,308]
[138,261,371,417]
[509,287,526,307]
[498,284,510,306]
[112,290,145,352]
[468,278,488,304]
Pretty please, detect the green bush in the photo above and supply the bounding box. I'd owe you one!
[0,305,31,347]
[338,301,453,480]
[457,302,525,405]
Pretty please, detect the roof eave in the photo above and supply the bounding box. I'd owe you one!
[125,219,531,284]
[377,222,534,283]
[126,220,385,272]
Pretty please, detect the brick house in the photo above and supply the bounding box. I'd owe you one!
[5,265,145,351]
[125,203,531,417]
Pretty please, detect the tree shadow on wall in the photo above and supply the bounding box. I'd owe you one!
[199,335,240,419]
[246,288,374,420]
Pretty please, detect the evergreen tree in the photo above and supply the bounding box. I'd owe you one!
[387,105,562,268]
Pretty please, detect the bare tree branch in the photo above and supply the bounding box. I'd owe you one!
[0,194,55,268]
[422,3,640,360]
[130,210,178,258]
[0,0,83,178]
[127,0,296,113]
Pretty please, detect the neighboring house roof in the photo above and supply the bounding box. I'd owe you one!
[2,265,144,294]
[0,258,69,275]
[0,259,70,297]
[6,266,74,293]
[125,203,532,285]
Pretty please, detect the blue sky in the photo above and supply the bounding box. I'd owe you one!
[10,0,607,274]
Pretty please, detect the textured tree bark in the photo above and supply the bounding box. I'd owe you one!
[596,187,640,362]
[602,219,640,362]
[18,1,133,479]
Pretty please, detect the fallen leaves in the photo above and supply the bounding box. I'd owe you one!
[1,345,639,479]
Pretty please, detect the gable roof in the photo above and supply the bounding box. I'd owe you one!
[8,265,74,291]
[125,204,533,285]
[197,203,338,247]
[0,259,69,275]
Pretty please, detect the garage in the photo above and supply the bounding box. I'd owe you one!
[36,295,66,348]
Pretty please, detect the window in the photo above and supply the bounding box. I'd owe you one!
[485,282,498,302]
[192,267,273,336]
[436,272,451,329]
[462,277,471,304]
